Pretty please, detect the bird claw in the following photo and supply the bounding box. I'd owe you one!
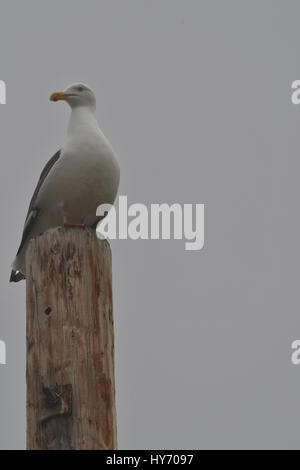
[63,222,86,228]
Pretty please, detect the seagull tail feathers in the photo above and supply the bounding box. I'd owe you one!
[9,270,25,283]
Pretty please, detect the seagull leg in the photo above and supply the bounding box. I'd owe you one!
[59,204,86,229]
[64,222,86,228]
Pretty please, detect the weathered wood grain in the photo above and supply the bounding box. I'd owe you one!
[26,227,117,450]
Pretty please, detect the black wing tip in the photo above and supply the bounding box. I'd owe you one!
[9,270,25,283]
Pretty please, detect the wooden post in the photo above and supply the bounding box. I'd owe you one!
[25,227,117,450]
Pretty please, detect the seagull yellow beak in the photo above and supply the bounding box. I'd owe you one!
[50,92,70,102]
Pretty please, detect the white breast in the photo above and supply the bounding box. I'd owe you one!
[36,107,120,227]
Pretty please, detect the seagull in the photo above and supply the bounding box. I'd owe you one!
[10,83,120,282]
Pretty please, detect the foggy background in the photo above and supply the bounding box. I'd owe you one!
[0,0,300,449]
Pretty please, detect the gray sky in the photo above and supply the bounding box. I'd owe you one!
[1,0,300,449]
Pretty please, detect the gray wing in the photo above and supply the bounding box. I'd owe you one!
[16,149,61,256]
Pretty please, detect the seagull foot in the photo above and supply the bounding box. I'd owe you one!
[63,223,86,229]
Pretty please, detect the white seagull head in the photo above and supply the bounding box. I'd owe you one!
[50,82,96,109]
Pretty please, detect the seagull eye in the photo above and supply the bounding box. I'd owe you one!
[77,86,84,92]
